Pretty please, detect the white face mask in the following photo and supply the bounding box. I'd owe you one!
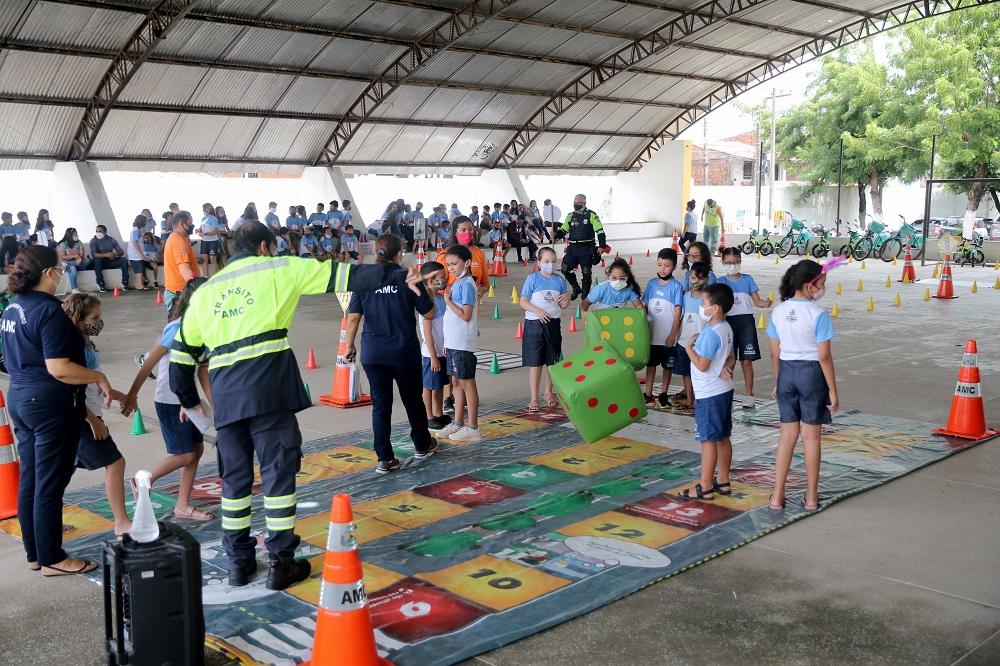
[539,261,555,275]
[811,286,826,301]
[699,306,711,322]
[724,263,740,276]
[610,279,627,291]
[95,232,105,239]
[72,235,79,242]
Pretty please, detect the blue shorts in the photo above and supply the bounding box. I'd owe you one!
[76,419,124,471]
[776,360,832,425]
[522,318,561,367]
[200,239,221,256]
[694,390,734,442]
[728,314,761,361]
[446,349,477,380]
[647,344,675,370]
[672,344,691,377]
[422,356,450,391]
[154,401,204,455]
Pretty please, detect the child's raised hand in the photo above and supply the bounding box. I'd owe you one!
[405,266,427,296]
[685,333,698,352]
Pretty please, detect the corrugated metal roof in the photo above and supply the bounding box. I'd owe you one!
[0,102,81,155]
[17,3,144,52]
[0,52,107,98]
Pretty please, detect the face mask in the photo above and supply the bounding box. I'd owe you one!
[811,286,826,301]
[699,307,711,322]
[72,235,79,242]
[433,279,447,290]
[690,280,705,291]
[83,319,104,337]
[610,279,627,291]
[573,203,584,211]
[724,263,740,276]
[456,231,473,245]
[539,261,556,275]
[95,232,105,239]
[657,270,673,280]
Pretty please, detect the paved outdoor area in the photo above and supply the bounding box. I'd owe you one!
[0,252,997,666]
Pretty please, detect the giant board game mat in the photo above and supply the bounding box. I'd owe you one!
[1,400,991,665]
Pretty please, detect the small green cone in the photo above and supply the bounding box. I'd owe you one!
[304,381,312,404]
[130,408,147,435]
[489,352,500,375]
[575,304,582,320]
[492,304,501,320]
[491,277,497,288]
[594,277,600,285]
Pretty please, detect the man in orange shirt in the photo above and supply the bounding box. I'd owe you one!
[163,211,200,315]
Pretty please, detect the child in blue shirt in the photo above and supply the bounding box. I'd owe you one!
[680,241,717,289]
[643,248,683,406]
[319,228,337,258]
[339,225,359,261]
[719,247,773,408]
[682,283,736,501]
[419,262,453,431]
[766,259,838,512]
[436,245,482,443]
[436,221,451,248]
[520,247,571,411]
[307,204,327,231]
[275,228,291,256]
[298,227,319,257]
[488,223,503,248]
[583,257,641,311]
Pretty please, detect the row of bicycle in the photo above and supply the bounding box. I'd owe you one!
[740,216,987,266]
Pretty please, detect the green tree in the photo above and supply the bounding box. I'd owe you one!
[895,7,1000,211]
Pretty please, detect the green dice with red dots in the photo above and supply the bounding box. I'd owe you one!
[584,307,650,370]
[550,344,648,443]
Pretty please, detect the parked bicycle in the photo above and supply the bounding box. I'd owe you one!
[808,224,831,258]
[878,215,926,261]
[851,218,891,260]
[953,233,986,267]
[837,224,864,258]
[740,229,775,256]
[776,218,812,257]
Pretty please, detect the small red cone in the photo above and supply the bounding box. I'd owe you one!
[515,321,523,339]
[628,256,633,266]
[671,232,680,252]
[601,258,606,268]
[113,285,121,297]
[155,289,164,305]
[646,248,650,258]
[305,348,318,370]
[568,316,578,333]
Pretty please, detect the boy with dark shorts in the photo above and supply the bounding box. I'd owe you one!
[419,262,453,431]
[519,247,570,411]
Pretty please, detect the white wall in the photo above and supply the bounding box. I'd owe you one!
[610,140,688,228]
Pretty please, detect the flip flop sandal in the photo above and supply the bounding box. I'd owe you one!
[680,483,714,500]
[526,400,540,413]
[175,507,215,521]
[712,479,732,496]
[28,562,40,571]
[801,496,820,512]
[768,495,785,511]
[42,560,97,577]
[543,393,559,409]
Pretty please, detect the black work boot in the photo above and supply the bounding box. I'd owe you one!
[266,558,311,591]
[228,560,258,587]
[563,271,581,300]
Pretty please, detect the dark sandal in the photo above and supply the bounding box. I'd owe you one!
[768,495,785,511]
[42,560,98,577]
[526,399,540,413]
[712,479,732,496]
[680,483,714,500]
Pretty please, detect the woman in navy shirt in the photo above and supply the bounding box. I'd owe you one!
[1,246,120,576]
[344,234,445,474]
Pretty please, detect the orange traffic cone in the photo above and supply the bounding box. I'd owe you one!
[0,390,17,520]
[320,317,372,408]
[716,234,727,257]
[306,348,318,370]
[646,248,650,258]
[932,254,958,299]
[932,340,999,442]
[628,256,634,266]
[303,494,390,666]
[671,232,680,253]
[155,289,164,305]
[515,321,523,339]
[568,316,578,333]
[898,245,918,283]
[113,285,121,297]
[415,241,425,270]
[489,243,508,277]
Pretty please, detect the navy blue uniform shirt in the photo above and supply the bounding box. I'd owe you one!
[348,265,433,366]
[1,291,85,390]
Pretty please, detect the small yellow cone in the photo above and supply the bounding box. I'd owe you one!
[884,275,891,288]
[892,292,901,307]
[892,256,898,266]
[994,276,1000,289]
[487,283,495,298]
[835,282,843,295]
[866,296,875,311]
[756,311,767,330]
[861,260,867,270]
[902,273,910,284]
[923,287,931,301]
[768,290,775,302]
[849,256,854,264]
[756,252,762,259]
[511,286,519,304]
[831,302,840,317]
[971,281,978,294]
[932,264,940,279]
[774,256,780,265]
[994,260,999,271]
[857,279,864,292]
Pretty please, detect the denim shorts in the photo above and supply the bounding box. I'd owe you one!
[154,401,204,455]
[76,418,124,471]
[421,356,450,391]
[776,360,832,425]
[694,390,734,442]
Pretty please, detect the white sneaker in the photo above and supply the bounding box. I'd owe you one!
[449,426,483,442]
[433,422,462,437]
[741,394,756,409]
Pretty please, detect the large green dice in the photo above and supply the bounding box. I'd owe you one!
[550,344,647,443]
[584,307,650,370]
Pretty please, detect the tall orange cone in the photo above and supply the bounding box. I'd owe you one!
[932,341,999,442]
[415,241,425,270]
[303,494,391,666]
[932,254,958,299]
[898,245,918,283]
[489,243,508,277]
[306,348,318,370]
[320,317,372,408]
[0,390,18,520]
[628,255,634,266]
[671,232,680,253]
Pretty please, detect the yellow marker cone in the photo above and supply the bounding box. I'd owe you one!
[849,256,854,264]
[487,283,495,298]
[932,264,940,279]
[923,287,931,301]
[831,302,840,317]
[768,289,775,302]
[861,260,867,270]
[511,286,519,304]
[902,273,911,284]
[857,279,864,292]
[756,311,767,330]
[884,275,892,288]
[971,281,978,294]
[892,256,898,266]
[866,296,875,312]
[893,292,901,307]
[994,260,999,270]
[994,277,1000,289]
[774,256,780,265]
[835,282,843,295]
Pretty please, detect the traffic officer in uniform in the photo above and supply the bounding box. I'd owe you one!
[556,193,607,300]
[169,221,430,590]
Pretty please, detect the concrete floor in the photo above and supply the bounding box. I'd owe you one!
[0,252,998,666]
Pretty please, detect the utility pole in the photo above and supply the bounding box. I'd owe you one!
[754,119,763,232]
[765,88,791,225]
[702,119,709,185]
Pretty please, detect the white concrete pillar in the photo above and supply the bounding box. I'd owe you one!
[326,166,363,228]
[49,162,122,243]
[504,169,531,204]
